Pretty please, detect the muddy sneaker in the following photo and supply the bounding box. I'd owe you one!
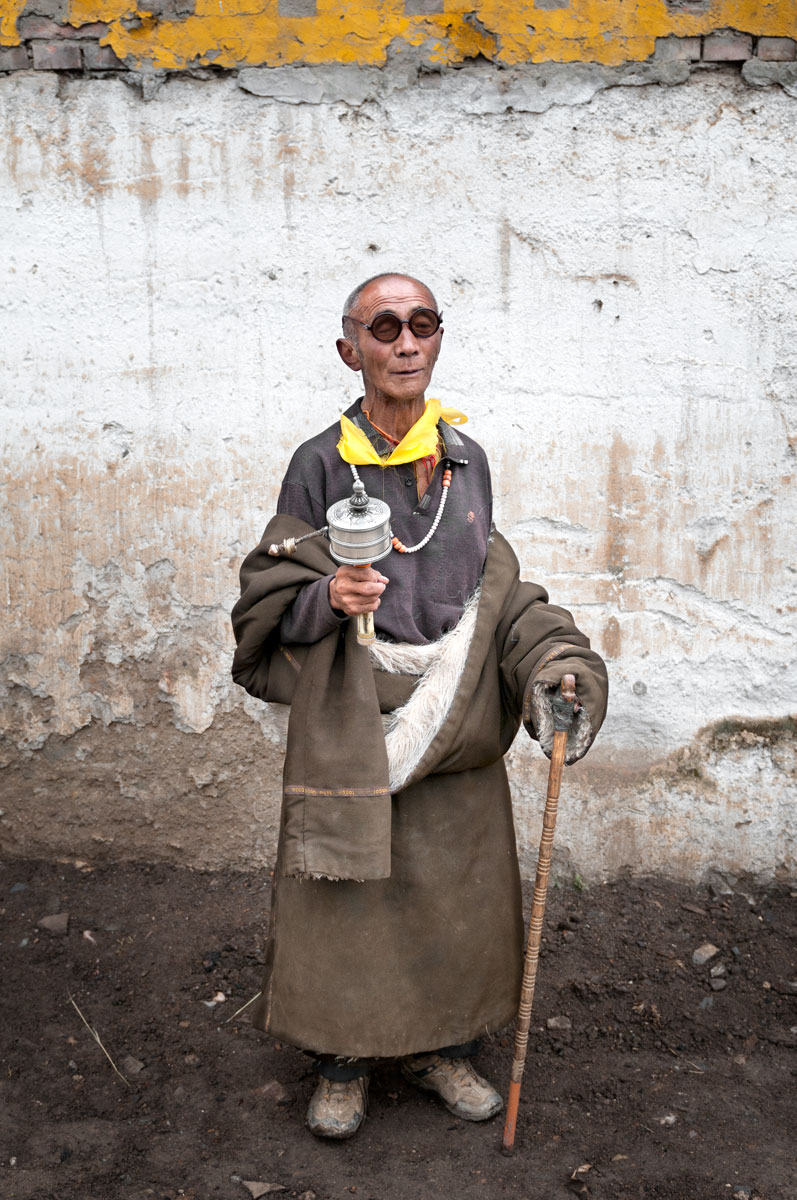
[401,1054,503,1121]
[306,1076,369,1140]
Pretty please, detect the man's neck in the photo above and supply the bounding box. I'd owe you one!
[361,393,426,443]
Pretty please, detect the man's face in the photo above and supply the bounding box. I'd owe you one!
[337,276,443,406]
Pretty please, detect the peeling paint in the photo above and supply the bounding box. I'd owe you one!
[0,0,795,71]
[508,716,797,883]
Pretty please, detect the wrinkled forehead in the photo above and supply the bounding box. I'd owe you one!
[354,275,437,320]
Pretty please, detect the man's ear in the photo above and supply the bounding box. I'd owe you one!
[336,338,362,373]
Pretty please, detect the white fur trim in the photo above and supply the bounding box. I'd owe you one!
[368,634,446,676]
[530,680,594,765]
[369,589,481,793]
[299,872,365,882]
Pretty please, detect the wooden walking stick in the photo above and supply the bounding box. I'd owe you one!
[501,672,578,1156]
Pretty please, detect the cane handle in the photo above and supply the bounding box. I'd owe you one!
[560,673,577,702]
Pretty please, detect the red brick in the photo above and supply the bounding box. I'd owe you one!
[32,40,82,70]
[654,35,701,62]
[702,32,753,61]
[0,45,29,70]
[82,41,123,69]
[757,36,796,61]
[18,16,108,39]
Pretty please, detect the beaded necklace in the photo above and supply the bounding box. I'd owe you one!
[348,462,453,555]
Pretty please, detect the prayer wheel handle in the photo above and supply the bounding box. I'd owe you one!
[347,564,376,645]
[356,608,376,646]
[332,560,377,645]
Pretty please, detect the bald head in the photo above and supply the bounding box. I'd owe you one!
[342,273,438,328]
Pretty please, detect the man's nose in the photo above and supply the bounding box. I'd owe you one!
[394,324,420,355]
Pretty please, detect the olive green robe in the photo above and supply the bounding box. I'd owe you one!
[231,516,608,1058]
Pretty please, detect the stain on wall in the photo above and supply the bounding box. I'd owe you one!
[1,66,795,879]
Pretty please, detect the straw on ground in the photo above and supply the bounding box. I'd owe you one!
[67,990,130,1087]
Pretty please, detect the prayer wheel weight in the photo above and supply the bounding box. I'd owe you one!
[327,481,392,646]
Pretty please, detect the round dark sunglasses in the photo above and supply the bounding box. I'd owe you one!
[344,307,443,343]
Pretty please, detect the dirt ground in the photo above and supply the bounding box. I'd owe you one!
[1,859,795,1200]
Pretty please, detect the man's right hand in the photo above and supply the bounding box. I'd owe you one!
[329,565,389,616]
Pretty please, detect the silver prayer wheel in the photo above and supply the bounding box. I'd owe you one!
[326,480,392,568]
[327,480,392,645]
[267,479,393,647]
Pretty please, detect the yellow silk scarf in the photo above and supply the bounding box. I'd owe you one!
[336,398,467,467]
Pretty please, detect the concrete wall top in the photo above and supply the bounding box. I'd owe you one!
[1,0,796,71]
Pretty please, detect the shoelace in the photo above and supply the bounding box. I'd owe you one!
[322,1079,364,1101]
[414,1057,477,1087]
[437,1060,478,1087]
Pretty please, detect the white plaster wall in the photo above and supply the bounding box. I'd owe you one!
[1,68,795,880]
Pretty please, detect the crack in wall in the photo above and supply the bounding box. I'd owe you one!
[638,577,793,641]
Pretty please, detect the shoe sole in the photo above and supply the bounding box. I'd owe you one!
[306,1116,365,1140]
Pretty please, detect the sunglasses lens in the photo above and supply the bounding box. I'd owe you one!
[409,308,441,338]
[370,313,403,342]
[367,309,442,341]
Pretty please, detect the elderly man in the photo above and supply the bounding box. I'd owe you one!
[231,273,608,1139]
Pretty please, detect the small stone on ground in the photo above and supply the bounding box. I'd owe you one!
[692,942,719,966]
[38,912,69,935]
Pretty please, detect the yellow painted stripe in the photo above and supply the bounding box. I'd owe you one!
[0,0,793,71]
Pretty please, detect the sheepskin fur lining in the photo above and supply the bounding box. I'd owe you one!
[529,680,594,765]
[300,872,366,883]
[369,588,481,794]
